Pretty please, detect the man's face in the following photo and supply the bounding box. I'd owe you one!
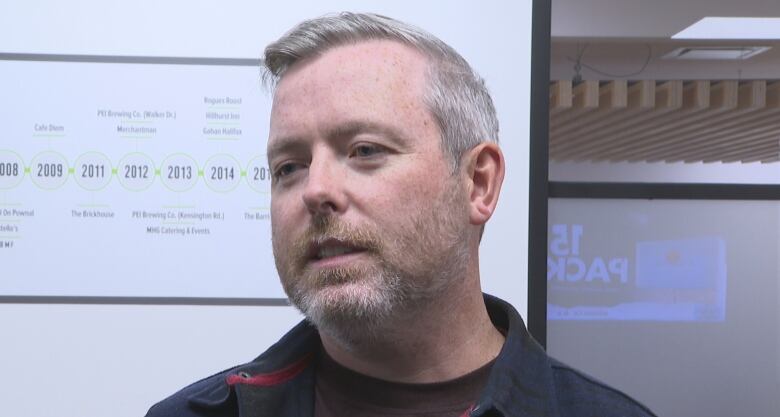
[267,41,470,338]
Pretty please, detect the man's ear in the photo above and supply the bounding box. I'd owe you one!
[462,142,505,226]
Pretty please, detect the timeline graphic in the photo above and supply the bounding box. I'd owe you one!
[0,56,286,299]
[0,150,272,192]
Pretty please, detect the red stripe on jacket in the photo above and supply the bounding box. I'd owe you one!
[226,353,313,387]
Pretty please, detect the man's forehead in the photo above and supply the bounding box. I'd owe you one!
[272,40,430,101]
[268,39,435,146]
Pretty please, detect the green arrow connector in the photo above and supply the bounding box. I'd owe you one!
[68,168,75,174]
[241,171,246,177]
[24,167,30,174]
[155,169,161,176]
[112,168,117,175]
[198,170,204,177]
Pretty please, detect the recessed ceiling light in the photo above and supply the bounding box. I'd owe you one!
[673,17,780,39]
[663,46,771,60]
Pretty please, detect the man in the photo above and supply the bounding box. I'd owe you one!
[148,12,655,417]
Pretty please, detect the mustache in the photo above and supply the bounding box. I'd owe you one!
[291,215,382,264]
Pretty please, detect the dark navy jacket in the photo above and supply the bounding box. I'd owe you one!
[146,294,657,417]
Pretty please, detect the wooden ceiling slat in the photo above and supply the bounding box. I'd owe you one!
[640,85,779,162]
[553,81,673,160]
[738,80,767,108]
[550,80,623,137]
[743,154,780,163]
[569,81,718,161]
[551,80,655,149]
[642,81,772,161]
[662,112,780,162]
[550,80,573,114]
[687,80,711,110]
[584,81,755,161]
[550,81,628,132]
[604,80,629,108]
[556,81,631,139]
[715,142,780,163]
[549,81,602,144]
[686,125,780,160]
[595,81,739,161]
[549,79,780,163]
[659,80,684,108]
[575,80,600,108]
[759,157,780,163]
[687,130,780,162]
[710,80,740,108]
[587,81,690,161]
[561,83,695,160]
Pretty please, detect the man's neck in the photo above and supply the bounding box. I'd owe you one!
[319,281,505,384]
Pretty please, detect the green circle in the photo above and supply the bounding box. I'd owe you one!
[73,151,113,191]
[0,149,26,190]
[29,150,70,190]
[203,154,242,193]
[244,154,272,193]
[117,152,156,192]
[160,153,199,192]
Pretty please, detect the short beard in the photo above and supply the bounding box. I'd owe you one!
[272,180,470,346]
[287,261,412,345]
[275,215,414,345]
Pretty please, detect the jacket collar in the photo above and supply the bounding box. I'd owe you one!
[475,294,561,417]
[187,294,560,417]
[187,320,320,409]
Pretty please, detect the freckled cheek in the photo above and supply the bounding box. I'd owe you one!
[270,194,303,231]
[363,176,441,217]
[269,202,284,235]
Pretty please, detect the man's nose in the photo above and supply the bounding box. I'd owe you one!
[301,155,347,215]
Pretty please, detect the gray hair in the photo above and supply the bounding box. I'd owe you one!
[262,12,499,169]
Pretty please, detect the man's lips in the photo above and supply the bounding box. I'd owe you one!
[306,238,369,266]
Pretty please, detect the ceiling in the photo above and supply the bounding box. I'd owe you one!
[549,0,780,164]
[549,79,780,163]
[552,0,780,39]
[550,0,780,80]
[550,39,780,81]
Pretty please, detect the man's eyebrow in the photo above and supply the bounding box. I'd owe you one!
[267,136,308,160]
[267,120,411,161]
[326,120,409,145]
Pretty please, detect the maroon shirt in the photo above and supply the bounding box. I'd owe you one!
[314,350,495,417]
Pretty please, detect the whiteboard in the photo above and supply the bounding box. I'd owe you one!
[1,59,281,298]
[0,0,532,316]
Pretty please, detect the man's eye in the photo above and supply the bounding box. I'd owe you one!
[350,144,384,158]
[274,163,303,179]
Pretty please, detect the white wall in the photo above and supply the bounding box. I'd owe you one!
[0,304,303,417]
[0,1,534,416]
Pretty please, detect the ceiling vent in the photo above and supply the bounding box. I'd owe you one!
[663,46,770,60]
